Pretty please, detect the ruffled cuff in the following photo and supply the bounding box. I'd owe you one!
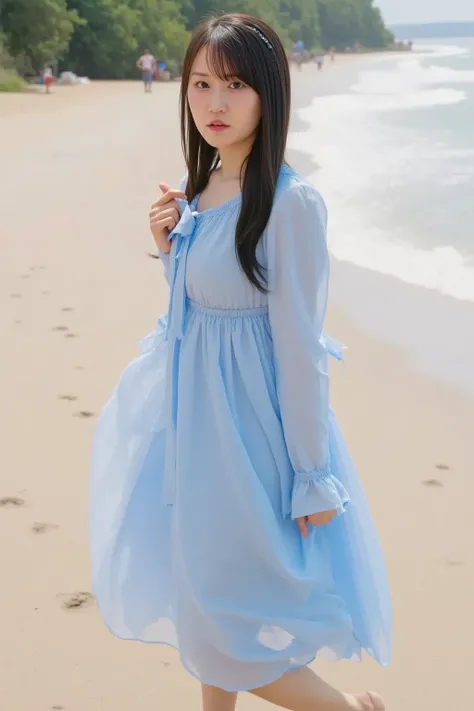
[291,466,351,520]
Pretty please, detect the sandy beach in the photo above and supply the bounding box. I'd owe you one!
[1,64,473,711]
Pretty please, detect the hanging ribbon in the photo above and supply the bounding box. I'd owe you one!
[163,200,197,506]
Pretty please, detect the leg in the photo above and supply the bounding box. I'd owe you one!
[248,666,384,711]
[201,684,238,711]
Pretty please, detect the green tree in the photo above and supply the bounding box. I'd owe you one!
[316,0,391,49]
[278,0,322,50]
[316,0,363,49]
[64,0,188,77]
[358,0,393,47]
[130,0,189,68]
[64,0,140,77]
[0,0,81,73]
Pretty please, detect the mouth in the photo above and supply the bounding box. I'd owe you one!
[207,120,230,132]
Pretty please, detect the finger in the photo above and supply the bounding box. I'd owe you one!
[152,188,187,208]
[160,181,188,198]
[296,517,308,538]
[308,510,337,527]
[150,215,177,233]
[149,203,179,221]
[152,214,177,228]
[150,208,179,227]
[150,191,186,209]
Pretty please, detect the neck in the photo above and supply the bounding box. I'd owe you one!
[218,137,254,181]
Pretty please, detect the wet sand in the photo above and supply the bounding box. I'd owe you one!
[1,75,473,710]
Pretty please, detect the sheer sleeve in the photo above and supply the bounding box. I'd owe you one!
[266,182,350,520]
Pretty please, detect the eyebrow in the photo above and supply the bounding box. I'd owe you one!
[191,71,210,77]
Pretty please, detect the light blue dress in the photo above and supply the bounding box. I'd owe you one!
[90,164,391,691]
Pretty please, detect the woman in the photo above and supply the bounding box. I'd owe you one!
[90,14,391,711]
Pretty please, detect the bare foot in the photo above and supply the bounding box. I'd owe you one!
[354,692,385,711]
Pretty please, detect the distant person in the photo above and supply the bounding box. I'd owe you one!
[316,53,325,71]
[329,47,336,61]
[157,60,167,80]
[292,39,305,71]
[136,49,156,93]
[43,66,53,93]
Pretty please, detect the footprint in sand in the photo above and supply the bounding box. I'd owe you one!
[73,410,95,419]
[10,293,21,299]
[447,560,465,567]
[64,332,77,339]
[59,394,78,402]
[53,325,68,332]
[32,522,59,534]
[51,706,65,711]
[14,320,22,325]
[21,274,31,279]
[42,291,50,296]
[422,479,444,487]
[74,365,85,371]
[59,591,95,610]
[61,307,74,312]
[436,463,451,471]
[0,496,25,508]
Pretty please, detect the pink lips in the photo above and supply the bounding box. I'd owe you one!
[208,120,229,132]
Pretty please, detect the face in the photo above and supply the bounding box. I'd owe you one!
[187,47,261,151]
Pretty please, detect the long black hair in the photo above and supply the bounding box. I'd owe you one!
[180,14,291,291]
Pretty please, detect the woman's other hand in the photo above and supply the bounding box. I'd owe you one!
[296,510,337,537]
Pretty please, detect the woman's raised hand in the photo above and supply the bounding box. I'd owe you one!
[149,182,187,254]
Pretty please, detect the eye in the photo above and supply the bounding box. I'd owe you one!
[195,81,210,89]
[229,81,246,89]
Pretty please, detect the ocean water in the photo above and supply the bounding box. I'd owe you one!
[289,39,474,303]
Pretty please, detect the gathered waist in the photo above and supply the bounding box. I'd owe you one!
[187,298,269,319]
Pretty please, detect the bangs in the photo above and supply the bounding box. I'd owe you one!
[201,28,259,89]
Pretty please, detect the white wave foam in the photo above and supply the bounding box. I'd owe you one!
[357,86,465,111]
[289,44,474,303]
[353,59,474,99]
[415,43,470,59]
[327,216,474,302]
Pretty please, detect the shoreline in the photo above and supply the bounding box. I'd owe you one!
[288,40,474,395]
[1,69,472,711]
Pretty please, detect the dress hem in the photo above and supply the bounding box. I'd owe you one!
[94,599,383,693]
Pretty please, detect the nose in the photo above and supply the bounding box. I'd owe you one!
[209,87,227,113]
